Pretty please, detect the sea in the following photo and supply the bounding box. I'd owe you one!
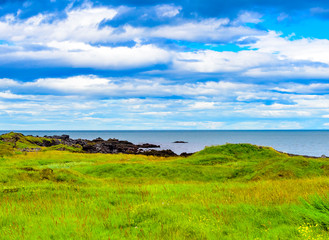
[1,130,329,157]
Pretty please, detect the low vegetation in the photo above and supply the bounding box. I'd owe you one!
[1,132,329,239]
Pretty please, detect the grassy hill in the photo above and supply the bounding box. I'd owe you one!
[1,133,329,239]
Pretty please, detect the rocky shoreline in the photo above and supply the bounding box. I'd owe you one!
[44,134,190,157]
[0,132,192,157]
[2,132,327,159]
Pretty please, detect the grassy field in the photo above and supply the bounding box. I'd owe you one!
[1,133,329,239]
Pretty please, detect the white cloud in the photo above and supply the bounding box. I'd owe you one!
[188,101,217,110]
[244,66,329,78]
[140,111,173,116]
[170,31,329,77]
[0,78,19,87]
[311,7,329,14]
[291,95,329,108]
[156,4,182,18]
[273,83,329,93]
[277,12,289,22]
[236,108,312,117]
[235,11,263,24]
[151,18,263,42]
[227,121,302,130]
[0,7,117,43]
[29,75,110,92]
[2,77,329,129]
[0,5,328,78]
[174,49,274,72]
[0,90,26,99]
[0,5,176,70]
[2,42,171,69]
[250,31,329,64]
[176,121,224,129]
[14,76,256,98]
[0,5,263,45]
[3,77,329,120]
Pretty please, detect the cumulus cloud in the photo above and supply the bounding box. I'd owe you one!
[0,78,19,87]
[249,31,329,64]
[0,4,328,79]
[150,18,264,43]
[1,2,329,129]
[0,6,172,69]
[188,102,217,110]
[172,31,329,77]
[2,75,258,98]
[1,75,328,128]
[273,83,329,93]
[0,7,118,43]
[0,41,172,69]
[0,5,263,45]
[0,90,28,99]
[244,66,329,78]
[174,49,275,72]
[1,76,329,129]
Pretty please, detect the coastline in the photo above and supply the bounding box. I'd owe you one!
[1,131,328,159]
[2,132,329,239]
[2,130,329,157]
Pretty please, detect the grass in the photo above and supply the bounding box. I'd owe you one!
[1,136,329,239]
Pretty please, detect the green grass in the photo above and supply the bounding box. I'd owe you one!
[1,139,329,239]
[0,132,82,153]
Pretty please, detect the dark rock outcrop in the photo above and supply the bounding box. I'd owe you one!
[140,149,177,157]
[137,143,160,148]
[180,152,193,157]
[0,132,189,157]
[42,134,173,156]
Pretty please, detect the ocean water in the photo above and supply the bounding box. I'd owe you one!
[1,130,329,157]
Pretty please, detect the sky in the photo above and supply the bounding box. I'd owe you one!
[1,0,329,130]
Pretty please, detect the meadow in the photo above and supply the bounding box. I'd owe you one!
[1,133,329,239]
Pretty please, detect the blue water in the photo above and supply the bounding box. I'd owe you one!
[1,130,329,157]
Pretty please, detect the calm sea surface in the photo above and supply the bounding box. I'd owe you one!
[1,130,329,157]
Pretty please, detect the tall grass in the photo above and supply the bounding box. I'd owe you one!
[1,143,329,239]
[297,194,329,229]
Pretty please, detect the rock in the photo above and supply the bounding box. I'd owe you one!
[173,141,188,143]
[141,149,177,157]
[60,135,70,141]
[137,143,160,148]
[43,139,60,147]
[180,152,193,157]
[321,154,327,158]
[92,137,104,142]
[74,139,87,146]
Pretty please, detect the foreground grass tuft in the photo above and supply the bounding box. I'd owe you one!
[297,194,329,230]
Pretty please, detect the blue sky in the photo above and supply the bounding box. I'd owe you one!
[1,0,329,130]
